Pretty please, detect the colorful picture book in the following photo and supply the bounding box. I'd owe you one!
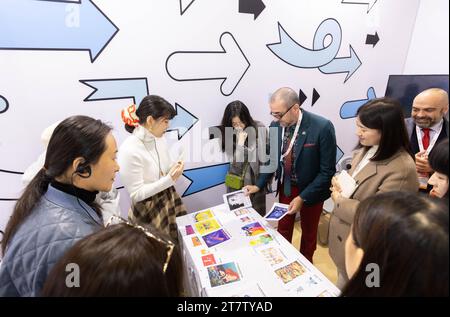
[194,218,221,235]
[201,254,217,267]
[202,229,231,248]
[265,203,290,221]
[193,209,214,222]
[234,208,251,216]
[207,262,241,288]
[257,246,285,266]
[241,222,266,237]
[185,225,194,235]
[223,190,252,211]
[274,260,307,284]
[249,233,274,247]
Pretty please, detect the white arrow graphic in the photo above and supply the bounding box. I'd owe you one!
[165,32,250,96]
[341,0,378,13]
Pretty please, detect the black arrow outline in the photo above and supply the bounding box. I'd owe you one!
[179,0,196,15]
[165,32,251,97]
[0,0,119,63]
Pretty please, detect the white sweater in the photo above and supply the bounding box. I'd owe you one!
[118,125,175,205]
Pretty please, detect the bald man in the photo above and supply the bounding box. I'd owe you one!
[244,87,336,263]
[406,88,449,191]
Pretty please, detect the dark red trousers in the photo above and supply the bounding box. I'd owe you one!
[277,184,323,263]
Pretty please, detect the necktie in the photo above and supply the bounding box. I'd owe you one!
[283,131,293,197]
[422,128,430,150]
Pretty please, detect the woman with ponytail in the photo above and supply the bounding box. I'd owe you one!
[118,96,187,242]
[0,116,120,296]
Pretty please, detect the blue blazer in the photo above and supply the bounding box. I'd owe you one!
[256,110,337,206]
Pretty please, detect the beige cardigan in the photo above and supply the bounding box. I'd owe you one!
[329,148,419,278]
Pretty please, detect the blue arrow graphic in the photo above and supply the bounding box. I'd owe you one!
[267,19,361,82]
[318,45,362,83]
[267,21,340,68]
[340,87,377,119]
[167,103,199,140]
[336,146,344,164]
[80,78,149,105]
[0,0,118,62]
[182,163,230,197]
[0,95,9,114]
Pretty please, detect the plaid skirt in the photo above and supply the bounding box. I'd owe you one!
[130,186,187,242]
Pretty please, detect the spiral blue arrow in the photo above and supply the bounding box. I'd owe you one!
[80,78,149,105]
[182,163,230,197]
[0,0,118,62]
[267,19,361,82]
[167,103,199,140]
[340,87,377,119]
[267,21,340,68]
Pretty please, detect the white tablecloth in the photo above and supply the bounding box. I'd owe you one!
[176,204,340,297]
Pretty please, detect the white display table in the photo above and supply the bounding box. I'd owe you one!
[176,204,340,297]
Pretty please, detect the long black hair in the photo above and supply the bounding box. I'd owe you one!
[219,100,258,152]
[1,116,112,253]
[356,98,411,161]
[341,192,448,297]
[124,95,176,133]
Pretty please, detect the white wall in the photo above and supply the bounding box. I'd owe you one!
[403,0,449,74]
[1,0,425,236]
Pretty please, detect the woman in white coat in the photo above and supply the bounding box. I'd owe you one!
[118,95,187,241]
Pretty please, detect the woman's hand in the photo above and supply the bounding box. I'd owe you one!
[330,175,342,202]
[169,161,184,182]
[237,130,248,147]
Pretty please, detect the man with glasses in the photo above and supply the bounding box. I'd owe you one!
[244,87,336,263]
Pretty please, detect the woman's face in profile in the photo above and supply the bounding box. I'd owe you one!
[88,133,120,192]
[428,171,449,198]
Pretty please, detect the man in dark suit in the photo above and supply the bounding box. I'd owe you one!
[405,88,448,190]
[244,87,336,263]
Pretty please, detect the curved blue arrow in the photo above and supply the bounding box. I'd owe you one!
[318,45,362,83]
[182,163,230,197]
[267,21,341,68]
[0,95,9,114]
[80,78,149,105]
[340,87,377,119]
[0,0,118,62]
[167,103,199,140]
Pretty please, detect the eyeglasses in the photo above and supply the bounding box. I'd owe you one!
[105,215,175,273]
[270,103,297,119]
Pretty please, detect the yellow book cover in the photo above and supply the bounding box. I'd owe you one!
[194,218,221,235]
[194,209,214,222]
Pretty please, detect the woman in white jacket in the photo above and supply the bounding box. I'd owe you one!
[118,95,186,241]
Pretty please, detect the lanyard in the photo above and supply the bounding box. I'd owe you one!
[280,113,302,162]
[416,123,443,155]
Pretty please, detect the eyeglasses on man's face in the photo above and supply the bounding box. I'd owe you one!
[270,103,297,120]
